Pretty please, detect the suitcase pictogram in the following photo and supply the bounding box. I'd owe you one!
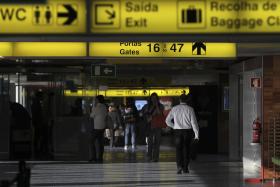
[181,6,202,23]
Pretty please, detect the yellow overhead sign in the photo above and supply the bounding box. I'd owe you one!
[0,42,235,57]
[89,42,236,58]
[91,0,280,33]
[64,87,190,97]
[0,0,86,33]
[0,42,86,56]
[0,43,13,56]
[14,42,87,56]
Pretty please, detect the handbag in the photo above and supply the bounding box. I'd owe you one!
[150,112,167,128]
[190,139,199,160]
[106,115,114,129]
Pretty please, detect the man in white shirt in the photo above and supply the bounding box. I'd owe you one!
[165,94,199,174]
[89,95,108,163]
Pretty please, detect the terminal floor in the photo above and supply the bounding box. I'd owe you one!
[0,146,277,187]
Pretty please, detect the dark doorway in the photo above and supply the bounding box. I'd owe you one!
[190,86,218,154]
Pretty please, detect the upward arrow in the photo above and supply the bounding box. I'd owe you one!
[57,4,77,25]
[192,42,206,55]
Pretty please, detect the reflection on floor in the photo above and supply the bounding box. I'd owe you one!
[0,145,275,187]
[30,162,243,187]
[103,145,176,163]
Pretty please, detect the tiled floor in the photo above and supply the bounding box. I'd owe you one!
[0,146,276,187]
[30,161,243,187]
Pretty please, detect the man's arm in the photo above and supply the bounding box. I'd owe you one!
[165,109,174,128]
[190,108,199,139]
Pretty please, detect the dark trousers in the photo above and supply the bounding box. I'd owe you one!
[110,129,119,147]
[90,129,105,162]
[174,129,193,171]
[33,123,49,159]
[147,128,162,161]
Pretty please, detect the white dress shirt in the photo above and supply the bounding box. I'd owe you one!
[165,102,199,139]
[90,103,108,129]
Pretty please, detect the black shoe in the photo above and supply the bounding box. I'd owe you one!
[183,168,189,173]
[177,168,183,174]
[152,159,158,162]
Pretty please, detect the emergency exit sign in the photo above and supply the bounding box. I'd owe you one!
[0,0,46,3]
[91,64,116,77]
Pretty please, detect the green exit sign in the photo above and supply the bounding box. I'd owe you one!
[0,0,46,3]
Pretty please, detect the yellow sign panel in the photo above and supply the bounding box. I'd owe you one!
[91,0,280,33]
[0,0,86,33]
[64,87,190,97]
[0,42,86,56]
[0,43,13,56]
[89,42,236,58]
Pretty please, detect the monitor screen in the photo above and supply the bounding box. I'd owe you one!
[135,100,147,111]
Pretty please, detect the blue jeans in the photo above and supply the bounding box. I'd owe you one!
[125,123,136,146]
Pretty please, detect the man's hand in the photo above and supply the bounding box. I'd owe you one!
[193,138,199,143]
[166,126,172,131]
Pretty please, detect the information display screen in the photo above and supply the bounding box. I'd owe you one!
[135,100,147,111]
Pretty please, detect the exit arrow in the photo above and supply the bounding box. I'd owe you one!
[57,4,77,25]
[105,9,115,19]
[104,68,113,74]
[192,42,206,55]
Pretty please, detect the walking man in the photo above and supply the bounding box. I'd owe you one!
[165,94,199,174]
[89,95,108,163]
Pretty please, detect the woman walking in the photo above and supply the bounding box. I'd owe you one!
[143,93,166,162]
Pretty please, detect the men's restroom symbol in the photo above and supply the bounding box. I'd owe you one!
[45,6,52,24]
[33,5,53,25]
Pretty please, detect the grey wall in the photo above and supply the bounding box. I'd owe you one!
[229,58,263,177]
[243,68,262,179]
[54,117,90,160]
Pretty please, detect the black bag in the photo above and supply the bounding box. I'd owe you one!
[190,139,199,160]
[106,115,114,129]
[89,117,94,131]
